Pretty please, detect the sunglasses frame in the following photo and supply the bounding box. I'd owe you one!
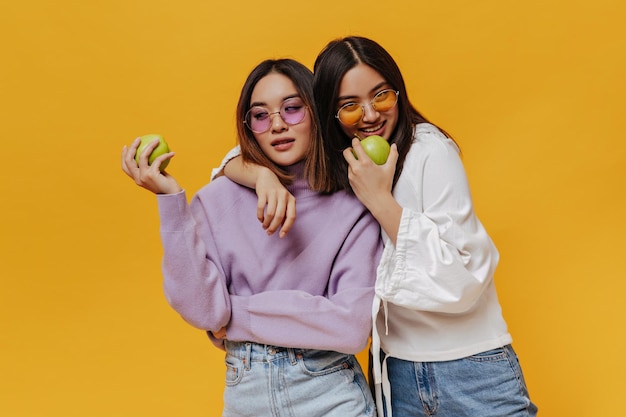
[243,98,308,134]
[335,89,399,126]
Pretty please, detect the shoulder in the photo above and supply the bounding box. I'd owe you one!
[412,123,460,156]
[330,190,378,225]
[305,189,373,223]
[193,176,254,208]
[402,123,462,168]
[399,123,468,186]
[196,176,233,195]
[329,188,366,207]
[306,187,362,209]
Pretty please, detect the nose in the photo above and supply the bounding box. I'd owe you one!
[269,111,288,132]
[361,103,379,122]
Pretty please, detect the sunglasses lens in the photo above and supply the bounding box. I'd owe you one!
[337,103,363,125]
[373,90,398,112]
[280,98,307,125]
[245,107,271,133]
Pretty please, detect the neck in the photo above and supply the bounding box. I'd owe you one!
[283,161,317,198]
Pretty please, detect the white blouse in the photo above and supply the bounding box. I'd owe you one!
[371,124,512,417]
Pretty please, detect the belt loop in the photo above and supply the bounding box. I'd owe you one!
[288,348,297,366]
[245,342,251,371]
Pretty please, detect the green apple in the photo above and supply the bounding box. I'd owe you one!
[357,135,390,165]
[134,134,170,171]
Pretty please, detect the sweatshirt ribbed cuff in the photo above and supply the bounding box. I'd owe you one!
[225,295,252,342]
[156,191,189,232]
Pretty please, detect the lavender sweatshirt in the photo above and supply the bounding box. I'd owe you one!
[156,162,383,354]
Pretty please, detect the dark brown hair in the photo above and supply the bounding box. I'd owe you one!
[236,59,331,192]
[313,36,455,193]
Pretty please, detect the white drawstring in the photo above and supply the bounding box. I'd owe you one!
[372,296,393,417]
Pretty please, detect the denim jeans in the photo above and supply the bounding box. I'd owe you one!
[222,341,376,417]
[383,345,538,417]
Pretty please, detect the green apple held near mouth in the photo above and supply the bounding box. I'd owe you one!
[358,135,390,165]
[134,134,170,171]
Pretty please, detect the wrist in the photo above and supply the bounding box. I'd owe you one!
[257,166,281,187]
[369,194,401,220]
[157,184,183,195]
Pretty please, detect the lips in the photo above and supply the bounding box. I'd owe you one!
[271,138,296,151]
[359,122,385,135]
[271,138,295,146]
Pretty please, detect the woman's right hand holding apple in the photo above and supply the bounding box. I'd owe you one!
[121,137,182,195]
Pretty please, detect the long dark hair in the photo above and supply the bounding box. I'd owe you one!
[236,59,331,192]
[313,36,454,193]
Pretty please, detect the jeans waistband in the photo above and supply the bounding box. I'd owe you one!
[224,341,299,370]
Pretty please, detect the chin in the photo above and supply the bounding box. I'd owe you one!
[272,157,301,167]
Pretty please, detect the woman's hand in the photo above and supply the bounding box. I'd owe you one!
[121,137,182,195]
[344,137,402,244]
[343,137,397,209]
[222,156,296,238]
[255,168,296,238]
[212,327,227,339]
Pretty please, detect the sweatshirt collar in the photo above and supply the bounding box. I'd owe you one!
[284,161,318,198]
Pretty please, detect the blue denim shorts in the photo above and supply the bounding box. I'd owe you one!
[222,341,376,417]
[383,345,538,417]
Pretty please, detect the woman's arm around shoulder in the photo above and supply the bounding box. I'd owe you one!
[214,147,296,238]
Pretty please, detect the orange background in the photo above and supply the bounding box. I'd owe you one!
[1,1,624,415]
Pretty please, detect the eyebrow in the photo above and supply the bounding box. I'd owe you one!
[337,81,389,101]
[249,94,301,108]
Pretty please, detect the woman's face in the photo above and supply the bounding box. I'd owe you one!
[336,63,399,142]
[248,73,311,167]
